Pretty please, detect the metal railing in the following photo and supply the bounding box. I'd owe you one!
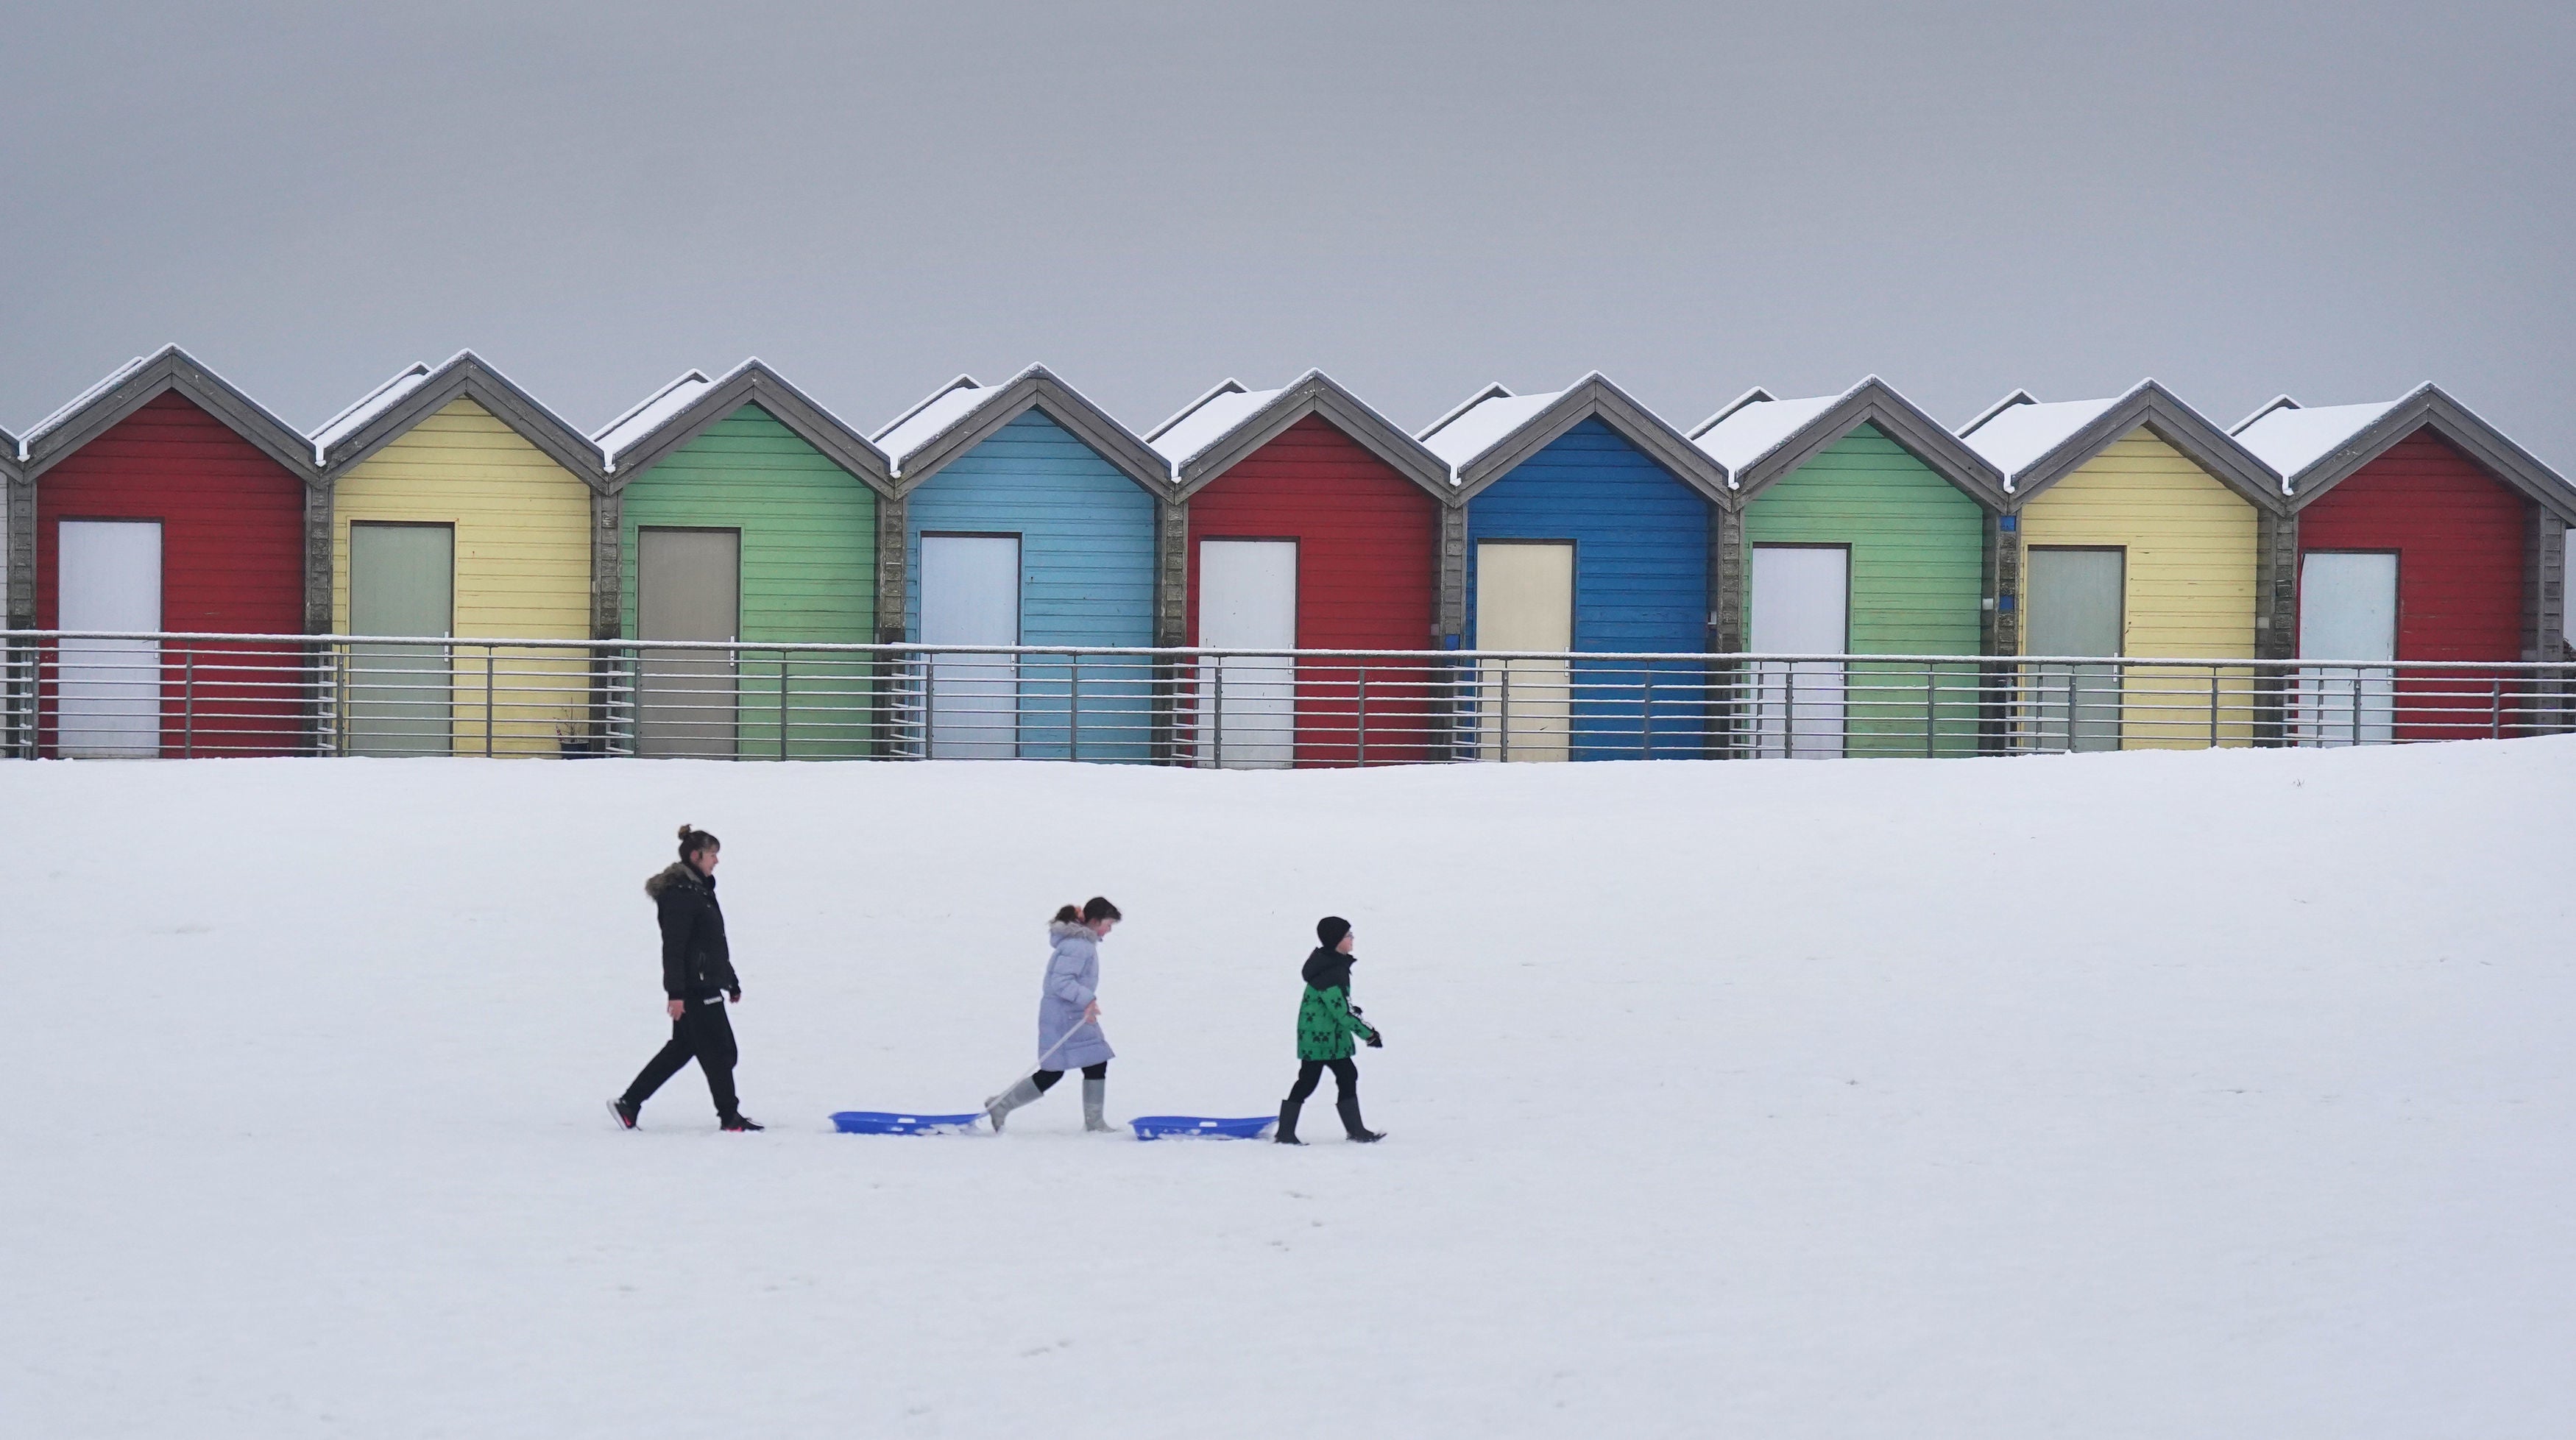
[4,631,2570,762]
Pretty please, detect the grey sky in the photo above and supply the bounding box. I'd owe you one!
[4,1,2571,467]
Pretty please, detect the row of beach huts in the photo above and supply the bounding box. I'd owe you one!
[1,345,2568,759]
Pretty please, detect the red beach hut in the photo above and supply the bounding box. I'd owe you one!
[1146,372,1454,766]
[2233,384,2575,741]
[18,347,318,756]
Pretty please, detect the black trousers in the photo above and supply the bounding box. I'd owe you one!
[1286,1057,1359,1103]
[621,999,740,1118]
[1031,1061,1108,1093]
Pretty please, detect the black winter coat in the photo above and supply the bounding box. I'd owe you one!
[646,862,738,1000]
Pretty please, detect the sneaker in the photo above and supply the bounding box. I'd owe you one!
[720,1114,765,1132]
[607,1099,639,1130]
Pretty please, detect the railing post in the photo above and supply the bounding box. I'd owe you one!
[1925,663,1936,759]
[484,645,495,758]
[1070,656,1081,762]
[1643,667,1655,760]
[183,648,197,759]
[780,651,792,762]
[2209,668,2220,750]
[1501,662,1512,764]
[1356,665,1368,768]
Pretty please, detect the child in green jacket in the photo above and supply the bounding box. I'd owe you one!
[1277,915,1385,1144]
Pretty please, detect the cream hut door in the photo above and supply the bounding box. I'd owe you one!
[1749,545,1848,758]
[921,534,1022,759]
[1474,542,1573,761]
[2296,552,2397,746]
[56,519,163,757]
[1196,539,1298,767]
[637,528,742,758]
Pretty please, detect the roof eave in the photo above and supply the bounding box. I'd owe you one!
[890,366,1172,502]
[1451,374,1729,506]
[2006,383,2284,513]
[2287,384,2576,524]
[605,361,893,496]
[22,347,317,483]
[1172,372,1453,503]
[1731,378,2009,510]
[319,354,607,488]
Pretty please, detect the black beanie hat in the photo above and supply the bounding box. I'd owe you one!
[1317,915,1351,949]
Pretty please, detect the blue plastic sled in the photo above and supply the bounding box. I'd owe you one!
[831,1110,982,1135]
[1129,1115,1278,1141]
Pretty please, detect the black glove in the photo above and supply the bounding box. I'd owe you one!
[1365,1029,1384,1049]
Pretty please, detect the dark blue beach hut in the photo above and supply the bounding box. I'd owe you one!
[1416,374,1729,759]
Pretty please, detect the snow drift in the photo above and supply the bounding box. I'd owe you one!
[4,741,2572,1437]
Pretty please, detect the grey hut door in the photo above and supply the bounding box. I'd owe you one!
[2296,551,2397,746]
[56,519,163,757]
[637,528,742,758]
[2027,547,2123,752]
[1749,545,1849,758]
[921,534,1022,759]
[348,522,455,756]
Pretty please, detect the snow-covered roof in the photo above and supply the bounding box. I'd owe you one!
[873,375,1001,472]
[24,353,152,446]
[1145,382,1283,470]
[594,369,712,467]
[1416,388,1563,473]
[1957,394,2124,481]
[310,360,440,461]
[1689,390,1844,478]
[2230,397,2405,480]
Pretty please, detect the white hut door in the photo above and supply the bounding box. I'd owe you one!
[921,534,1021,759]
[348,522,455,756]
[56,519,163,757]
[1749,545,1847,758]
[2296,552,2397,746]
[1475,542,1574,762]
[637,528,742,759]
[1196,539,1298,768]
[2026,547,2124,752]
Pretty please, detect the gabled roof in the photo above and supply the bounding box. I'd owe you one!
[1416,372,1727,504]
[1688,376,2006,508]
[20,345,316,480]
[314,352,606,486]
[871,364,1169,500]
[594,359,891,494]
[1144,370,1451,503]
[2234,383,2576,523]
[0,425,18,478]
[1957,379,2282,508]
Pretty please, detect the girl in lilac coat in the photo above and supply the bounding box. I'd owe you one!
[985,896,1122,1132]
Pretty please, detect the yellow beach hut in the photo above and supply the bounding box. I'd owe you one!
[313,352,609,756]
[1958,381,2289,750]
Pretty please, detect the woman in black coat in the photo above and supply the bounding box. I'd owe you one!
[608,824,761,1132]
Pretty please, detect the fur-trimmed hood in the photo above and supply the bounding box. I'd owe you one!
[645,862,707,901]
[1050,920,1093,943]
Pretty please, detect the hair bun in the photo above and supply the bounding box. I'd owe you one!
[677,823,693,839]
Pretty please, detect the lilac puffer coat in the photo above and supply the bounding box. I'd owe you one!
[1037,921,1114,1070]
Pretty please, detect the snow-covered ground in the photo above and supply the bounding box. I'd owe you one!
[4,742,2572,1438]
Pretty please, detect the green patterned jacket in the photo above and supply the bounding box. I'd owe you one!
[1297,982,1375,1061]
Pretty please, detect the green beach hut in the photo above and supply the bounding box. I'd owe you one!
[1690,377,2008,757]
[595,361,894,758]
